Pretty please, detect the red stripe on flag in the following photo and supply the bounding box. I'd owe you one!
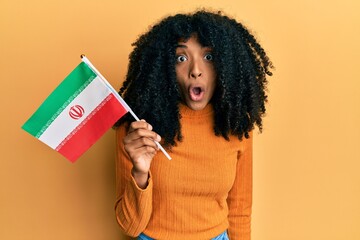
[57,94,128,162]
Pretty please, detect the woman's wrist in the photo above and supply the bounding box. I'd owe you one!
[131,168,150,189]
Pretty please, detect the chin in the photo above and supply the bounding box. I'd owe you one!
[186,101,208,111]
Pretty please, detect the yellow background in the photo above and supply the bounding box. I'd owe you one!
[1,0,359,239]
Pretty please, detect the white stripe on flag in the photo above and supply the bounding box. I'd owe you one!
[38,76,111,149]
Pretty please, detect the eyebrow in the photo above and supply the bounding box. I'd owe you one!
[176,44,187,48]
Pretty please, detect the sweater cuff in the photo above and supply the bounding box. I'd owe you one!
[129,171,153,192]
[117,171,153,237]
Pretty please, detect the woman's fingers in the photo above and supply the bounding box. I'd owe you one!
[123,128,161,143]
[124,136,159,153]
[123,120,161,162]
[124,120,161,144]
[129,146,158,159]
[128,119,153,132]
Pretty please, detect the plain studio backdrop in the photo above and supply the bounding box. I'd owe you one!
[1,0,359,239]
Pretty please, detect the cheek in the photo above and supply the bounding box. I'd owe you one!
[208,81,217,98]
[207,69,217,92]
[175,71,186,95]
[176,64,184,76]
[175,67,187,86]
[208,80,217,100]
[177,80,187,96]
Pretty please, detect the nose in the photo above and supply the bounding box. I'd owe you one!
[190,60,202,79]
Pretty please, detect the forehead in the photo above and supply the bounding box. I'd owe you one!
[176,35,212,50]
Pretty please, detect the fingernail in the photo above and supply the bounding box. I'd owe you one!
[157,135,161,141]
[148,124,153,130]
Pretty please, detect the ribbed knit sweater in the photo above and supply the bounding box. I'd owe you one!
[115,104,252,240]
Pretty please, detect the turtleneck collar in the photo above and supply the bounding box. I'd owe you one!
[179,103,214,119]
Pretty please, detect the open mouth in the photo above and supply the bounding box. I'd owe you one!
[193,87,201,95]
[189,86,204,101]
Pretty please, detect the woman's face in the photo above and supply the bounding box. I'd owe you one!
[175,35,216,111]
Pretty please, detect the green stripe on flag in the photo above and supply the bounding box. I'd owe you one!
[22,62,96,137]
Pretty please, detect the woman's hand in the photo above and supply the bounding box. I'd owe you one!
[123,120,161,188]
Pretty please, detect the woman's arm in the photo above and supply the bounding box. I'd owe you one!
[227,132,253,240]
[114,122,160,237]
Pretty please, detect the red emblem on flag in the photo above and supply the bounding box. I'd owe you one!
[69,105,85,120]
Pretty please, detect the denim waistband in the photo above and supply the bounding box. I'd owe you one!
[137,230,229,240]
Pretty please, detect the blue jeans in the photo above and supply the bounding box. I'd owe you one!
[138,230,229,240]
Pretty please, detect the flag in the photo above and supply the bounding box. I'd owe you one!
[22,61,128,162]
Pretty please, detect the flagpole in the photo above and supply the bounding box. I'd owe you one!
[80,55,171,160]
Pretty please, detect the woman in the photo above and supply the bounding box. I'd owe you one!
[114,10,273,240]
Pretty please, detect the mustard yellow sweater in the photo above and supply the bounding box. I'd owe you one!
[115,104,252,240]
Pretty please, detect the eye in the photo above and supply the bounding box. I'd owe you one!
[176,55,187,63]
[204,53,213,61]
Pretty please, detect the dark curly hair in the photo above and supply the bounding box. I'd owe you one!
[114,10,273,147]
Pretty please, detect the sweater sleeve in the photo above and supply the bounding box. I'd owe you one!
[227,132,253,240]
[114,126,153,237]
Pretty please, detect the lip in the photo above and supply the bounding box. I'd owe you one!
[188,85,205,101]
